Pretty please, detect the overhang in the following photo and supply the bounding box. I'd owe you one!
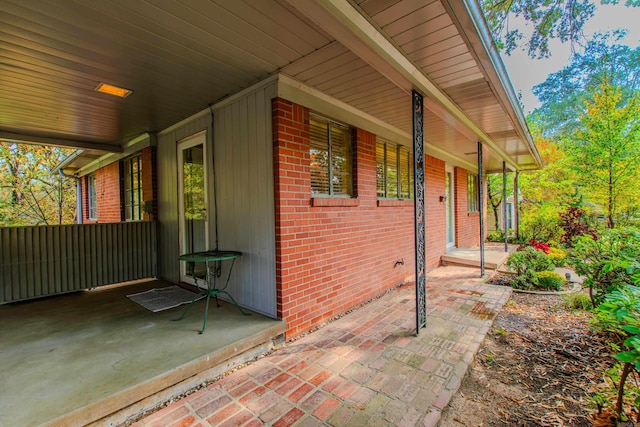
[0,0,541,174]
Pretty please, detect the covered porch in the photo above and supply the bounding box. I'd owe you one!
[0,280,285,427]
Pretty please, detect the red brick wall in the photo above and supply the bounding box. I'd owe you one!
[273,98,416,339]
[80,147,157,223]
[454,167,484,248]
[425,155,446,269]
[96,162,122,222]
[82,162,121,223]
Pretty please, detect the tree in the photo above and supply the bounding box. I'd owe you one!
[516,134,578,241]
[486,174,505,232]
[531,31,640,136]
[0,142,76,226]
[481,1,639,58]
[562,81,640,228]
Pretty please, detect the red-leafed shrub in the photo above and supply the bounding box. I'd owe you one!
[529,239,550,254]
[559,206,597,246]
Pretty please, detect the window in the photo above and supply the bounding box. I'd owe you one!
[376,140,413,199]
[467,173,479,213]
[87,174,97,220]
[123,154,143,221]
[310,115,352,196]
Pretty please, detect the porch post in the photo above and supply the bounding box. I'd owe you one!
[514,171,520,240]
[503,161,508,252]
[413,90,427,334]
[478,142,485,277]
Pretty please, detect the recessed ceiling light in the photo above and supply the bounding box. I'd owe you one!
[95,82,133,98]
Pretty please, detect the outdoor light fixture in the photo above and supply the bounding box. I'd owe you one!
[95,82,133,98]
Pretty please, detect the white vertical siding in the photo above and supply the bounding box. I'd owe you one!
[156,83,277,318]
[214,83,277,318]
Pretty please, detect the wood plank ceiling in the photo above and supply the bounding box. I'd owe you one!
[0,0,539,171]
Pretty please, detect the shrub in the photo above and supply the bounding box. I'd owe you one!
[520,203,563,242]
[534,271,566,291]
[593,285,640,420]
[507,247,555,275]
[529,239,550,254]
[569,227,640,306]
[547,247,567,267]
[506,247,555,290]
[563,292,592,310]
[487,230,504,242]
[547,240,562,249]
[559,206,597,247]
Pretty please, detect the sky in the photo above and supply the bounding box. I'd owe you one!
[500,2,640,113]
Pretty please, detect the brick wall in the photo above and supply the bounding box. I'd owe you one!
[81,147,157,223]
[273,97,454,339]
[454,167,484,248]
[82,162,121,223]
[425,155,446,269]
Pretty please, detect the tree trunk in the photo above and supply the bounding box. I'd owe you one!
[616,362,633,418]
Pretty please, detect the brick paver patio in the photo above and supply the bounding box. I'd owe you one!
[133,266,511,427]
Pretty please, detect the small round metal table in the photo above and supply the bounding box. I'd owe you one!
[174,250,250,334]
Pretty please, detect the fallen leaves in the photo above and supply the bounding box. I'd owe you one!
[470,292,613,426]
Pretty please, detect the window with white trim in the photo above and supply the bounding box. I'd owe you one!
[310,114,353,196]
[87,173,97,220]
[376,140,413,199]
[467,173,479,213]
[123,154,143,221]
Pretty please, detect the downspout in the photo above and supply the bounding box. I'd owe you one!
[58,170,82,224]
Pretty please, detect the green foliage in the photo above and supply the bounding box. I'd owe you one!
[532,31,640,137]
[594,286,640,419]
[563,292,593,310]
[547,247,567,267]
[506,247,555,289]
[569,227,640,306]
[0,143,76,226]
[480,0,597,58]
[519,203,563,242]
[564,82,640,228]
[487,230,504,242]
[534,270,566,291]
[527,34,640,226]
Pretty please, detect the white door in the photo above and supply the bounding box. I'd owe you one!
[445,166,456,248]
[178,132,209,285]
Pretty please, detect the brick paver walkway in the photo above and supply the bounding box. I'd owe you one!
[134,267,511,427]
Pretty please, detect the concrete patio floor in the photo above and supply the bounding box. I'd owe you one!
[0,280,285,427]
[133,266,512,427]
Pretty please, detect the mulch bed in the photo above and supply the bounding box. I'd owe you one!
[452,290,627,426]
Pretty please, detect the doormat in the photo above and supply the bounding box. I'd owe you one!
[127,286,203,312]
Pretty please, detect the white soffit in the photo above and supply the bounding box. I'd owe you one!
[282,0,519,171]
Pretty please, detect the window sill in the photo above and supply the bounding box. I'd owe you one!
[311,197,359,207]
[377,199,414,207]
[468,212,480,217]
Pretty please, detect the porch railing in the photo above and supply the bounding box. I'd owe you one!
[0,221,157,304]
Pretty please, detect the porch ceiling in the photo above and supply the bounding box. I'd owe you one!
[0,0,540,172]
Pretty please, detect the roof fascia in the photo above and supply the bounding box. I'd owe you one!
[282,0,519,170]
[441,0,543,169]
[74,133,155,177]
[0,130,121,153]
